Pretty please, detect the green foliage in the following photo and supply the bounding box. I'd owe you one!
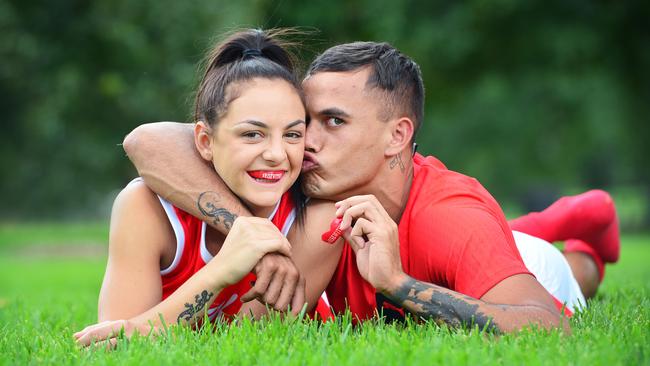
[0,229,649,365]
[1,0,648,221]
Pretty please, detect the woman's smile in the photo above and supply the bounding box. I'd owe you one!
[247,170,286,184]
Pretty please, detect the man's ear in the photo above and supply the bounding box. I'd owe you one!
[194,121,213,161]
[385,117,414,157]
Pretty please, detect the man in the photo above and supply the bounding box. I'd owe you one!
[124,42,618,333]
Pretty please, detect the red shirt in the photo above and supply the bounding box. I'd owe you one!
[326,153,532,321]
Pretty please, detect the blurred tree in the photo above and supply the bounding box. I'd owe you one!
[0,0,648,226]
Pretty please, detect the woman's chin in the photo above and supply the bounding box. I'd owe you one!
[242,192,284,216]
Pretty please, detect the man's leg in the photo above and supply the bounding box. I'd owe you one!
[563,251,600,299]
[509,189,620,299]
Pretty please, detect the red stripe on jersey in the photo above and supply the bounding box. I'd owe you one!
[552,296,574,317]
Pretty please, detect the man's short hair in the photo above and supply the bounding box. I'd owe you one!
[306,41,425,143]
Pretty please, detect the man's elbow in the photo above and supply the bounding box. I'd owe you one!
[123,123,160,160]
[522,308,572,334]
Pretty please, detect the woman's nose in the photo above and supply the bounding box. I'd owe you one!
[261,138,286,163]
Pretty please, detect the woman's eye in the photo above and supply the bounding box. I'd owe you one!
[326,117,344,127]
[242,131,263,139]
[285,131,303,139]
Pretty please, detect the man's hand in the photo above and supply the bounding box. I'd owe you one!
[335,195,404,294]
[241,253,306,315]
[211,217,292,287]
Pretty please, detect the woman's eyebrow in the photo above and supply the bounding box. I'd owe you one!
[235,120,267,128]
[286,119,306,129]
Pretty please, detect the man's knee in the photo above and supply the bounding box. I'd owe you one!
[564,251,600,299]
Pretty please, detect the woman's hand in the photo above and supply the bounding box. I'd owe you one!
[211,216,292,286]
[74,319,145,349]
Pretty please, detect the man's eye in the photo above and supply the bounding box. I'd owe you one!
[326,117,344,127]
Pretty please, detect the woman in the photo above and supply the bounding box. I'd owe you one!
[74,29,342,347]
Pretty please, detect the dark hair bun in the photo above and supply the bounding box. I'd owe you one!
[194,28,305,127]
[210,29,295,73]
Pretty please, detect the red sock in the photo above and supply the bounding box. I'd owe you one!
[509,189,620,264]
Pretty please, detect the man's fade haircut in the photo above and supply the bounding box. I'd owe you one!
[306,41,425,144]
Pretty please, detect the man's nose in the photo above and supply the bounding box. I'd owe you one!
[305,120,322,153]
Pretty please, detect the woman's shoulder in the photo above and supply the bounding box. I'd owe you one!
[288,199,337,239]
[110,179,175,253]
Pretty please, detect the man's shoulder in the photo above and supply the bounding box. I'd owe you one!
[410,154,493,208]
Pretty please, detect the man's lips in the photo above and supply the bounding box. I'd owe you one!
[248,170,285,181]
[302,152,319,173]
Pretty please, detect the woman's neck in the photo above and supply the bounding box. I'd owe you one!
[246,201,279,219]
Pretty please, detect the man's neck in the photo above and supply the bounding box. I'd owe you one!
[369,151,414,223]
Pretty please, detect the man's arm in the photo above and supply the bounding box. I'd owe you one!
[386,273,563,333]
[336,195,569,334]
[123,122,247,232]
[123,122,305,313]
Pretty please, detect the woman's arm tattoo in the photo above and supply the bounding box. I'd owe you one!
[388,277,499,332]
[197,191,237,231]
[177,290,214,324]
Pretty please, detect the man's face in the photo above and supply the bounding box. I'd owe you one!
[301,67,390,201]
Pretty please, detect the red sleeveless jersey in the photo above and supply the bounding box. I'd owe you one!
[157,191,332,322]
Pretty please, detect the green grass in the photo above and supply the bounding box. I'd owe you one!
[0,222,108,248]
[0,225,648,365]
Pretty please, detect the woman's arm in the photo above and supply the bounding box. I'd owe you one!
[97,180,171,321]
[76,182,293,347]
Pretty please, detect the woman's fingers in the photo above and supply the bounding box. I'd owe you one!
[74,320,112,339]
[75,320,127,347]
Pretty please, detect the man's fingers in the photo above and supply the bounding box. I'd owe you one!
[343,217,372,252]
[262,270,285,307]
[273,271,298,311]
[339,202,385,231]
[336,195,384,217]
[290,275,307,316]
[241,262,274,303]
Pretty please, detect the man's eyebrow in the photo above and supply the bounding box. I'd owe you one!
[235,120,267,128]
[318,108,351,119]
[286,119,306,129]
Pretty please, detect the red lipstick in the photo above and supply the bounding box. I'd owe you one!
[248,170,285,181]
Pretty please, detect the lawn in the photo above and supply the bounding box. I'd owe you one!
[0,224,648,365]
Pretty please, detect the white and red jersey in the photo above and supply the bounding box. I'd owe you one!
[157,190,332,322]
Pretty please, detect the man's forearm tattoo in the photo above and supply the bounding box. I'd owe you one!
[197,191,237,231]
[388,277,499,332]
[177,290,214,323]
[389,152,406,173]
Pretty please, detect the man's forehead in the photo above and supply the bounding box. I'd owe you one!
[303,68,371,94]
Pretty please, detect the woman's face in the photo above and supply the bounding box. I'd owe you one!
[199,78,306,216]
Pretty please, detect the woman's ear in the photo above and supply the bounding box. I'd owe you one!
[194,121,213,161]
[385,117,414,157]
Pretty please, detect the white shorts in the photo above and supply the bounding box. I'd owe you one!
[513,231,586,312]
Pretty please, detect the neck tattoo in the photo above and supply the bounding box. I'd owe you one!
[390,152,406,173]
